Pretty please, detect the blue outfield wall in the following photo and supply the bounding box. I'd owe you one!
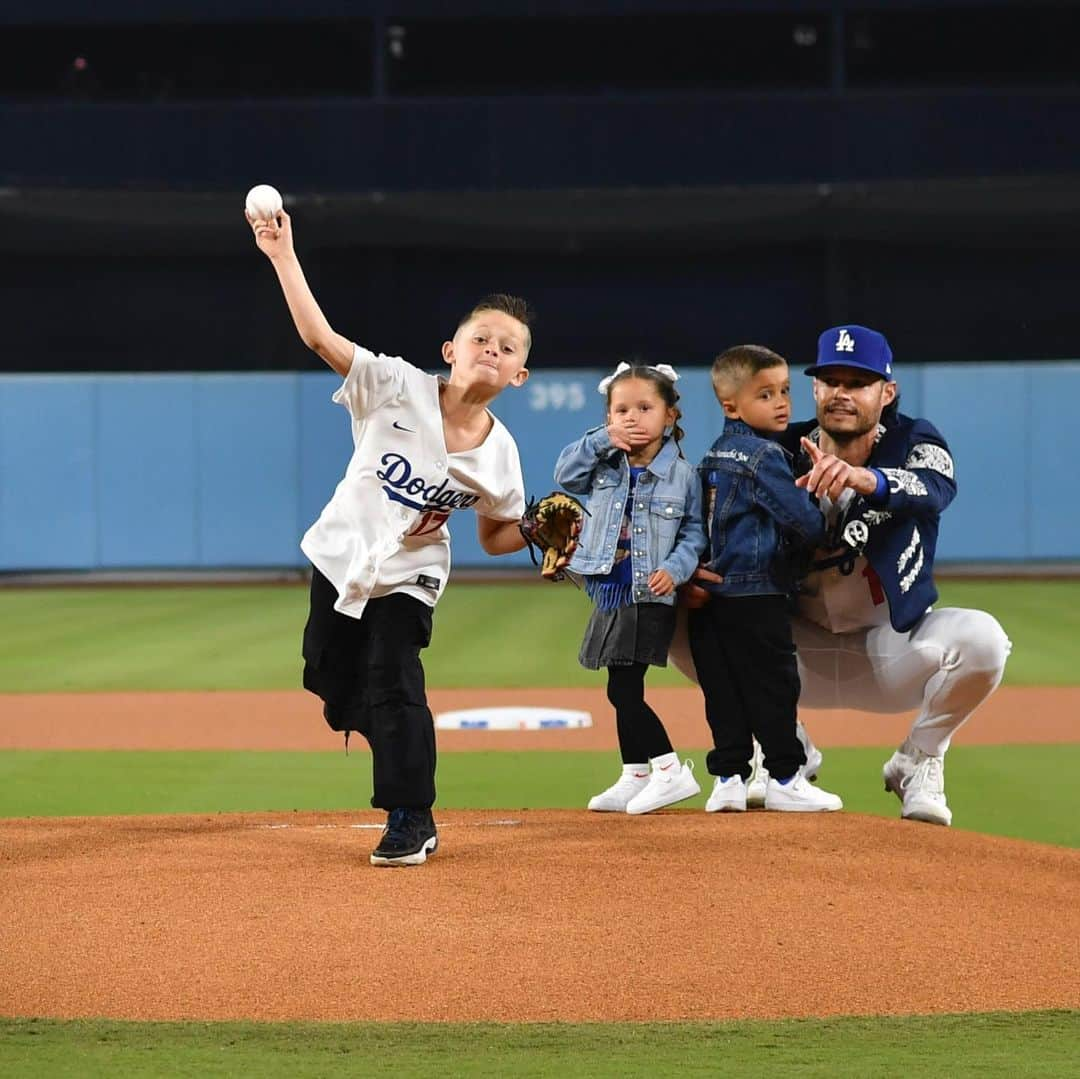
[0,363,1077,571]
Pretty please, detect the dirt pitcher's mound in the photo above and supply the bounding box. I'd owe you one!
[1,810,1077,1022]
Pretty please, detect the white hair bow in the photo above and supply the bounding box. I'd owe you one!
[596,362,680,395]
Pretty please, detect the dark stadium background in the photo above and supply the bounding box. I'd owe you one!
[3,0,1079,375]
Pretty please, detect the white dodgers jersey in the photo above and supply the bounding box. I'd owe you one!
[301,344,525,619]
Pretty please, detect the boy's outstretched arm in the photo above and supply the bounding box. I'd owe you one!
[249,208,354,377]
[477,515,528,556]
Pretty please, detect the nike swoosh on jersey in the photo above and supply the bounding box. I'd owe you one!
[392,421,415,432]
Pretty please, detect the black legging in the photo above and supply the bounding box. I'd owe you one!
[606,662,674,764]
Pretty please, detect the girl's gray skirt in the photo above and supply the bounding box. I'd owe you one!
[578,602,676,670]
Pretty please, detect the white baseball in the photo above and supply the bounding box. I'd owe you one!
[245,184,283,221]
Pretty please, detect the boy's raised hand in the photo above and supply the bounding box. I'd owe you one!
[247,206,295,261]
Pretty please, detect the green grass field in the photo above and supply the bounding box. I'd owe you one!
[2,1012,1077,1079]
[3,745,1079,847]
[0,578,1078,692]
[1,579,1077,1077]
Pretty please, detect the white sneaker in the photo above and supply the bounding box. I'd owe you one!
[705,774,747,813]
[746,741,768,808]
[764,774,843,812]
[587,766,649,812]
[796,720,823,781]
[883,743,952,826]
[747,740,822,808]
[626,758,701,815]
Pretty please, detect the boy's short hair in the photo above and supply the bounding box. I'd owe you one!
[711,344,787,399]
[459,293,534,352]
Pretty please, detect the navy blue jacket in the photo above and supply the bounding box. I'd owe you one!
[779,412,957,633]
[698,418,826,597]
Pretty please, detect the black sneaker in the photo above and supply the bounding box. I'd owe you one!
[370,808,438,867]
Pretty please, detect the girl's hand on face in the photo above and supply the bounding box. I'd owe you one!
[622,426,655,446]
[606,423,634,452]
[648,568,675,596]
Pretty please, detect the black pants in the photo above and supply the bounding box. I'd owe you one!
[687,594,806,781]
[606,662,674,764]
[302,567,436,811]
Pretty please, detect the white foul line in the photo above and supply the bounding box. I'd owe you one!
[254,819,523,831]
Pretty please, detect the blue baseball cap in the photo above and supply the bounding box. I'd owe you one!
[805,325,894,381]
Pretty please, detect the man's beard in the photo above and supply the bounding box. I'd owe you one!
[818,408,877,445]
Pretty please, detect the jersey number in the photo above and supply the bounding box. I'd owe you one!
[862,564,886,606]
[408,510,450,537]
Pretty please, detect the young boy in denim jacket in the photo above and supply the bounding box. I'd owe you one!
[689,345,843,813]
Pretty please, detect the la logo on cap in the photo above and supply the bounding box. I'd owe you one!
[836,329,856,353]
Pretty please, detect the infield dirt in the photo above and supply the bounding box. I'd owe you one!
[2,809,1078,1022]
[0,685,1074,750]
[1,685,1078,1023]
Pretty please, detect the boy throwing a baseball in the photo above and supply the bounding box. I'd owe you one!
[249,204,532,866]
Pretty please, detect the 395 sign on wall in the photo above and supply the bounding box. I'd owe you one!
[527,380,588,412]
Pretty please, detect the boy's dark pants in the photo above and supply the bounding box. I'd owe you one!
[687,594,806,781]
[302,567,436,810]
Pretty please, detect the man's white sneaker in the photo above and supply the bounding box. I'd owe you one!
[746,741,767,808]
[747,741,823,808]
[626,758,701,815]
[705,774,747,813]
[796,720,823,781]
[764,774,843,812]
[882,744,917,800]
[883,744,952,826]
[587,767,649,812]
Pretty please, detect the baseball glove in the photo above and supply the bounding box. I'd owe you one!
[519,492,586,581]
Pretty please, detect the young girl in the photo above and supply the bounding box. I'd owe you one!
[554,363,707,814]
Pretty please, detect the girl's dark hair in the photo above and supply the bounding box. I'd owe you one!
[605,364,685,447]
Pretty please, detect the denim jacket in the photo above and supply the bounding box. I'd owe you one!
[699,418,825,597]
[554,427,707,605]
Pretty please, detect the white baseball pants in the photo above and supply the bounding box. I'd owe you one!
[790,607,1011,758]
[671,606,1011,758]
